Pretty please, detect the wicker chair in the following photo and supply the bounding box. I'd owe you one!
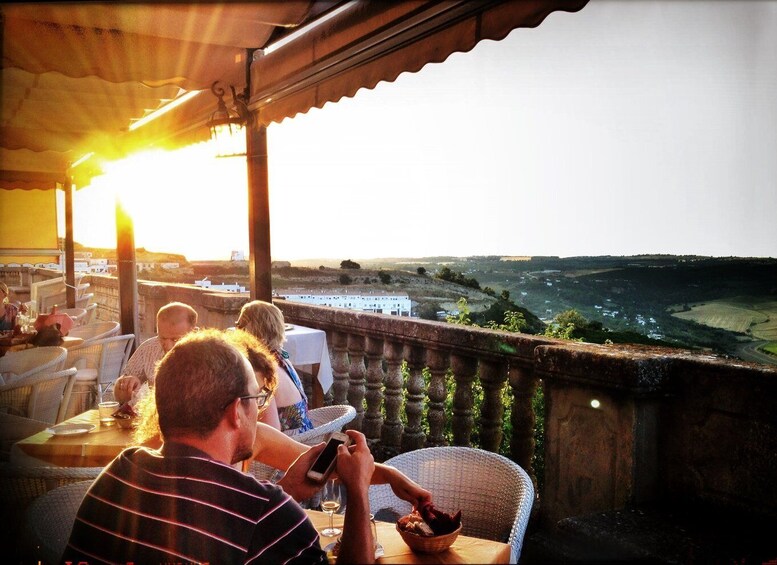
[67,320,120,345]
[56,308,87,327]
[66,334,134,414]
[0,464,102,559]
[0,346,68,383]
[368,446,534,564]
[0,413,48,461]
[0,368,78,425]
[248,404,357,482]
[82,303,98,325]
[22,479,95,563]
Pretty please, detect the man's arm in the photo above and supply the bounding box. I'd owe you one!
[114,338,160,403]
[252,422,432,507]
[334,431,375,564]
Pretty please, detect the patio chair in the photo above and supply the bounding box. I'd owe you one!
[75,292,94,309]
[21,479,95,563]
[56,308,87,327]
[0,412,48,461]
[368,446,535,564]
[67,320,120,345]
[0,346,68,384]
[0,368,77,425]
[0,464,101,560]
[66,334,134,413]
[248,404,357,482]
[82,303,98,325]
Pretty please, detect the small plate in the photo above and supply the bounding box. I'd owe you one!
[47,423,95,436]
[284,324,295,332]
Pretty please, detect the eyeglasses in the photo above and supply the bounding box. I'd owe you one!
[239,387,271,410]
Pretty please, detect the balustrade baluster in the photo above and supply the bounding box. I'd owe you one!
[509,365,538,475]
[401,344,426,452]
[380,340,404,457]
[450,354,477,446]
[478,359,508,452]
[330,331,350,406]
[425,349,449,447]
[347,334,367,429]
[363,336,385,443]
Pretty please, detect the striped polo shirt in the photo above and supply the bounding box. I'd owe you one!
[63,443,327,564]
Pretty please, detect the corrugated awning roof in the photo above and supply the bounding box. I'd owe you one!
[1,1,588,190]
[0,1,321,188]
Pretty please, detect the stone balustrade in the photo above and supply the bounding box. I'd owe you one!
[77,274,777,529]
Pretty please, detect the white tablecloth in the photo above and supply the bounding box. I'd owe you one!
[283,324,334,393]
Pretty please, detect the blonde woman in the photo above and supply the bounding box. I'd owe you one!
[236,300,314,436]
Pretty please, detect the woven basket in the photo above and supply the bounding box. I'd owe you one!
[396,523,462,553]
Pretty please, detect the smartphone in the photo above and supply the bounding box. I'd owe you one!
[306,432,351,483]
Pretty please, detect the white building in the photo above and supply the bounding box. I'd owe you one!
[194,278,246,293]
[231,250,245,261]
[279,290,412,316]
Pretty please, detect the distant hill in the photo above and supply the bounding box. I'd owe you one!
[67,240,188,265]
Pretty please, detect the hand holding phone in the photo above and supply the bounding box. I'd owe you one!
[306,431,351,483]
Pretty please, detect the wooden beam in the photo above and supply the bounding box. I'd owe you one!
[115,197,138,341]
[64,179,76,308]
[246,123,272,301]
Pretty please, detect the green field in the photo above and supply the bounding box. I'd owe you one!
[671,297,777,341]
[763,342,777,356]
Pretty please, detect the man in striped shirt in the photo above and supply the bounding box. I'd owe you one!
[64,329,376,564]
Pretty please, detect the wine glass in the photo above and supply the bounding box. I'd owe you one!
[320,478,343,537]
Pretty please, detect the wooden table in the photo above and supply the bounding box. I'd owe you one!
[306,510,511,564]
[11,409,156,467]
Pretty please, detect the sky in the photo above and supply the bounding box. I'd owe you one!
[68,0,777,261]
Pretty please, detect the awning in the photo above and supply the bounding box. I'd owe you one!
[251,0,589,125]
[0,189,60,264]
[1,1,588,190]
[0,1,322,189]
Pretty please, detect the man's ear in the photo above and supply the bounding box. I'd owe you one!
[224,398,243,429]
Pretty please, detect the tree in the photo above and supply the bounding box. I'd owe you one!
[340,259,361,270]
[339,274,352,285]
[554,309,588,330]
[378,271,392,284]
[416,267,427,276]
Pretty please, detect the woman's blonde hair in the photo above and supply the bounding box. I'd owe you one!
[236,300,286,351]
[0,282,9,304]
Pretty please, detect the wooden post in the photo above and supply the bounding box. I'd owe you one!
[64,178,76,308]
[115,196,138,341]
[246,123,272,302]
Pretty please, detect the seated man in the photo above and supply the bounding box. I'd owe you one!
[64,329,376,563]
[113,301,197,403]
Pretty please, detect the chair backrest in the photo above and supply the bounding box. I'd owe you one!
[368,447,534,563]
[0,346,68,382]
[67,321,120,344]
[294,404,357,446]
[95,334,135,388]
[56,308,87,327]
[0,413,48,461]
[75,292,94,309]
[0,464,101,557]
[82,303,98,325]
[0,367,77,425]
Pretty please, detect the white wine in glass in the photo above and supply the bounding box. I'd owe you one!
[320,479,342,537]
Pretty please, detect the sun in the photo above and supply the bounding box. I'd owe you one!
[70,141,251,260]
